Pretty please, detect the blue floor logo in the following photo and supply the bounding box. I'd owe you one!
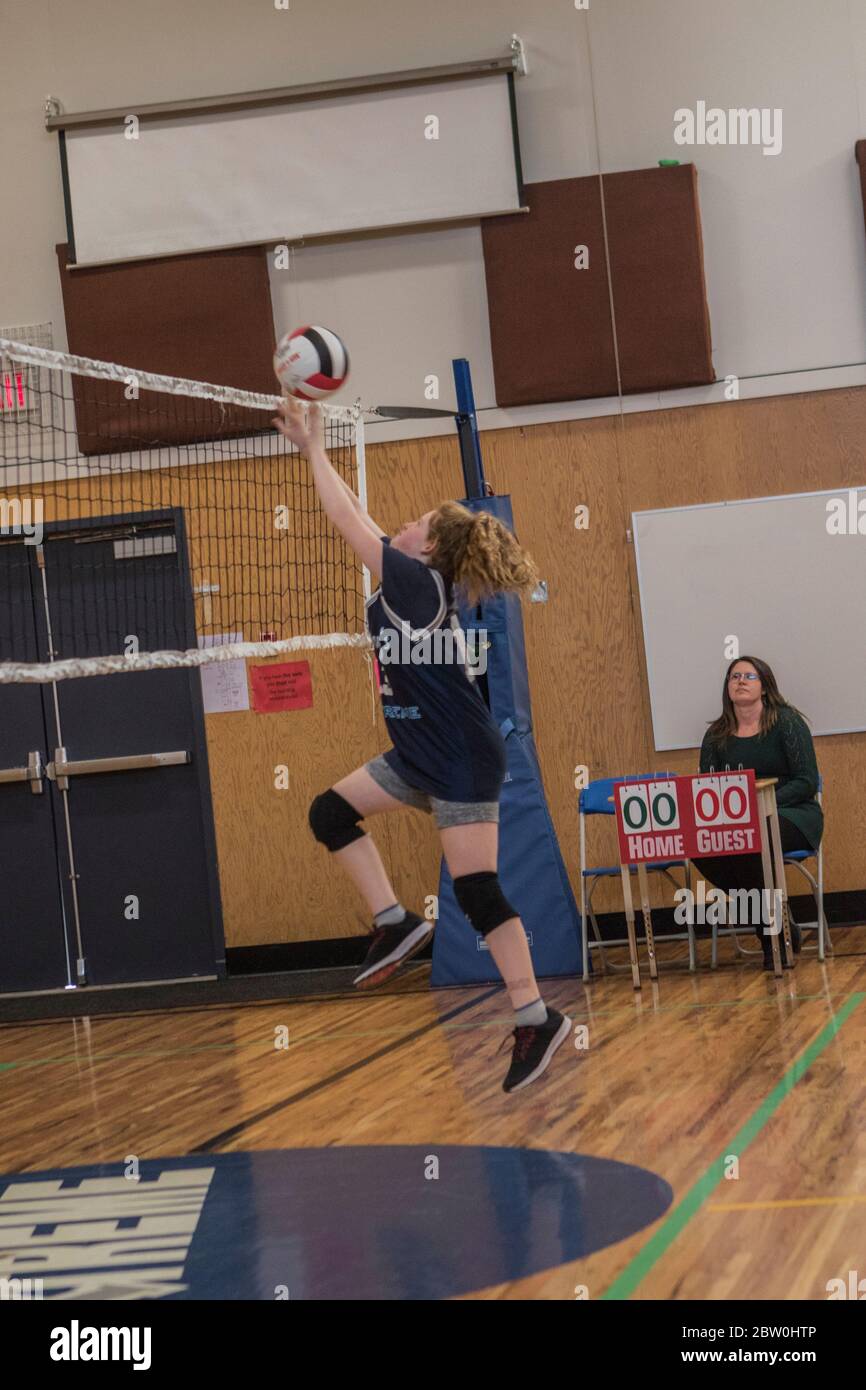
[0,1148,671,1299]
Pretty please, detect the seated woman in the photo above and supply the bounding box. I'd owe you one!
[690,656,823,969]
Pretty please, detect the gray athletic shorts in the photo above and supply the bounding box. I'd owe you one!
[365,754,499,828]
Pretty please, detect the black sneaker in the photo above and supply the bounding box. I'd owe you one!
[500,1007,572,1094]
[353,912,433,990]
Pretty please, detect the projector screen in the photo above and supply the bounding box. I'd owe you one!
[632,487,866,750]
[63,73,525,268]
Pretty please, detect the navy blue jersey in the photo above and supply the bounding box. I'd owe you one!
[365,540,506,802]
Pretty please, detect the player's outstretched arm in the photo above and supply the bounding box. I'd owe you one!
[331,469,387,540]
[274,396,385,536]
[273,398,384,575]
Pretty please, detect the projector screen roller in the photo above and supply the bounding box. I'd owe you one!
[63,74,525,268]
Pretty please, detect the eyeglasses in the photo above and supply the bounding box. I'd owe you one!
[729,672,760,682]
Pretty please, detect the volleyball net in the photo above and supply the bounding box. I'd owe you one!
[0,338,368,683]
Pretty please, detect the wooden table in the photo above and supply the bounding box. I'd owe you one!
[611,777,793,987]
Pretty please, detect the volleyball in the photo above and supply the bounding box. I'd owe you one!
[273,325,350,400]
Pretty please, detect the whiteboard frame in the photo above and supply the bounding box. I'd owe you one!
[631,484,866,750]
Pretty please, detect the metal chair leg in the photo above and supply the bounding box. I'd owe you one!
[587,877,611,976]
[660,866,696,970]
[784,861,831,960]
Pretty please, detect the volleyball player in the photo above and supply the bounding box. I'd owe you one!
[273,397,571,1093]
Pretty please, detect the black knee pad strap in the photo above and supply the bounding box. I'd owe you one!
[453,871,517,937]
[309,789,366,851]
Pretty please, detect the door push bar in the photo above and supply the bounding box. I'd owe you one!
[46,748,191,791]
[0,750,45,794]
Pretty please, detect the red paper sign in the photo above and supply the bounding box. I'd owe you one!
[614,770,760,864]
[250,661,313,713]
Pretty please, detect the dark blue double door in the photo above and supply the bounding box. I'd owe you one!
[0,510,224,995]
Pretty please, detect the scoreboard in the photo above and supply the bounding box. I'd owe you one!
[615,770,761,864]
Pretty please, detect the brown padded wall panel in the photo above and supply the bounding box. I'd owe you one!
[855,141,866,240]
[481,167,714,406]
[481,179,618,407]
[602,164,713,393]
[55,243,276,454]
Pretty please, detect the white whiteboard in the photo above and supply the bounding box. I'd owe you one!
[632,488,866,750]
[64,75,523,267]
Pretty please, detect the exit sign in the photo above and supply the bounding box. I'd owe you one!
[0,322,52,423]
[0,366,28,413]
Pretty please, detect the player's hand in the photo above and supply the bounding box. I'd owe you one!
[272,396,323,453]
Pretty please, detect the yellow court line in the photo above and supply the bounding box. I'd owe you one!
[708,1194,866,1212]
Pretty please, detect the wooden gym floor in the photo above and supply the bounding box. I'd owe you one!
[2,928,866,1300]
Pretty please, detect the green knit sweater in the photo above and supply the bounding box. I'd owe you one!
[698,705,823,850]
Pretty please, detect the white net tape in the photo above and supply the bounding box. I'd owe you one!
[0,338,360,424]
[0,339,372,682]
[0,633,371,684]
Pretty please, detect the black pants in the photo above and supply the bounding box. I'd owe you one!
[690,816,814,944]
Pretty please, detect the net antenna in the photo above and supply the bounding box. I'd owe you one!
[0,338,368,683]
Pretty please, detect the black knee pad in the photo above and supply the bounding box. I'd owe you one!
[309,789,365,851]
[453,871,517,937]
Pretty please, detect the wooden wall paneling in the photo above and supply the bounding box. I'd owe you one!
[4,386,864,946]
[206,645,384,945]
[479,415,654,916]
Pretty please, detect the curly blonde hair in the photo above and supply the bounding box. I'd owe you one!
[426,501,539,605]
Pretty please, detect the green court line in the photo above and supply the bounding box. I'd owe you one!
[600,990,866,1300]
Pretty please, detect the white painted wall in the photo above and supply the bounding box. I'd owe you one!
[588,0,866,384]
[2,0,866,435]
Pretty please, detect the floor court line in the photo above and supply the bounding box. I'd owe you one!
[567,992,837,1017]
[708,1195,866,1213]
[0,992,850,1073]
[187,984,503,1154]
[0,970,445,1034]
[0,948,862,1041]
[288,990,843,1049]
[600,990,866,1301]
[0,1043,242,1071]
[2,944,861,1037]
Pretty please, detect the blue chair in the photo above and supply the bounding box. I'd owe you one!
[579,773,695,982]
[709,776,828,965]
[783,777,828,960]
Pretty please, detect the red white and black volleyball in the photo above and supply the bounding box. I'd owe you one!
[273,326,350,400]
